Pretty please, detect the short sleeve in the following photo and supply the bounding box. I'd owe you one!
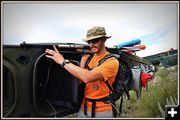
[94,57,119,81]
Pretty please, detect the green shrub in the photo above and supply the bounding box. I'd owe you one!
[121,65,178,118]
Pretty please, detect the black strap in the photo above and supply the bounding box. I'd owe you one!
[92,101,96,117]
[98,54,120,66]
[84,99,87,116]
[86,97,109,102]
[85,53,120,68]
[105,80,113,92]
[83,97,109,117]
[119,96,123,114]
[111,101,117,117]
[122,84,130,100]
[83,100,96,117]
[85,54,93,70]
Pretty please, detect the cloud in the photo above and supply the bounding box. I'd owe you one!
[2,2,178,57]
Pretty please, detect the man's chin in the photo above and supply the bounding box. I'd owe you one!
[91,49,98,53]
[91,48,97,52]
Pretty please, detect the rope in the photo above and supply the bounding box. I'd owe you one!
[107,100,122,116]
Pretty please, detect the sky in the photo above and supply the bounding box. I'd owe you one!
[2,1,179,57]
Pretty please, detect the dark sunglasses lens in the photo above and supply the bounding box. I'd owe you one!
[87,39,99,44]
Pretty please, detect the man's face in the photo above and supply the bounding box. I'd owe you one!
[87,38,106,53]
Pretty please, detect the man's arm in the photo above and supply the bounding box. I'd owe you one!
[63,63,103,83]
[45,45,104,83]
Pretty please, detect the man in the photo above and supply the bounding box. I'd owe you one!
[45,26,119,118]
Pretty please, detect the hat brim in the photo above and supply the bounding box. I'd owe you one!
[82,35,111,42]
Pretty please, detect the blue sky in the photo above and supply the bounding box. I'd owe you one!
[2,1,178,57]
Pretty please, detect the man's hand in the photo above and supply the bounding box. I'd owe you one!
[45,45,64,65]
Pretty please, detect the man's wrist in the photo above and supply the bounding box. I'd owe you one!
[61,59,70,68]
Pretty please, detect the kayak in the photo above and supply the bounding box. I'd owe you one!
[115,39,141,47]
[121,45,146,53]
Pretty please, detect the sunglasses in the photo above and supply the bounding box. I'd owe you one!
[87,39,100,44]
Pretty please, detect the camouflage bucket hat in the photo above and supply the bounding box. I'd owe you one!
[82,26,111,42]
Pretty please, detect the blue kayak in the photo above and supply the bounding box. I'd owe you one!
[115,39,141,47]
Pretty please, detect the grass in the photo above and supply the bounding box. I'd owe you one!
[119,65,178,118]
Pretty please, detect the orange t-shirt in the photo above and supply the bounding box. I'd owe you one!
[81,51,119,112]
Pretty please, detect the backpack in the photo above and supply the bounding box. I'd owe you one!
[131,64,155,98]
[83,53,132,117]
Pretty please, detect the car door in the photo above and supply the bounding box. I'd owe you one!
[3,43,87,117]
